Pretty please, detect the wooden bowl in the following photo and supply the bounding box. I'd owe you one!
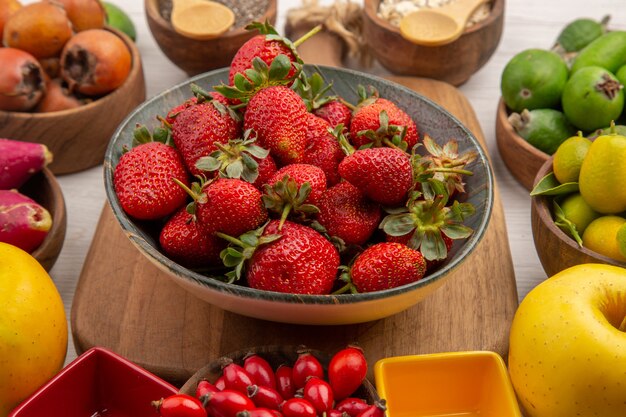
[530,157,626,277]
[145,0,277,76]
[495,98,550,191]
[0,28,146,175]
[20,168,67,271]
[179,345,380,402]
[362,0,504,86]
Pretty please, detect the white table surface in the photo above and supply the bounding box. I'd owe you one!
[48,0,626,366]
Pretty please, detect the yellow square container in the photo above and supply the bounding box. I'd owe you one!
[374,351,521,417]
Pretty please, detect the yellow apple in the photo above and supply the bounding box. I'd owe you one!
[508,263,626,417]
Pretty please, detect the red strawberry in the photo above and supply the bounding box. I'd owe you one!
[172,98,241,176]
[244,86,308,165]
[267,164,327,204]
[387,231,453,271]
[338,147,412,206]
[350,97,418,151]
[181,178,268,237]
[114,141,189,220]
[301,114,344,185]
[345,242,426,293]
[165,97,197,125]
[246,220,340,294]
[159,207,225,268]
[316,181,381,246]
[314,99,352,131]
[228,22,300,86]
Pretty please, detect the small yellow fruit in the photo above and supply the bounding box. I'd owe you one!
[559,192,599,234]
[582,215,626,262]
[0,243,67,417]
[509,264,626,417]
[552,133,591,183]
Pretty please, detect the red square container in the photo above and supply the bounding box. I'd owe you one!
[9,347,177,417]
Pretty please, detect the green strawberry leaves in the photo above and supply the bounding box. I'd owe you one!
[130,118,173,150]
[356,110,408,151]
[262,176,319,229]
[293,72,336,111]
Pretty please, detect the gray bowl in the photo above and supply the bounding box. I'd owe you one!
[104,65,494,325]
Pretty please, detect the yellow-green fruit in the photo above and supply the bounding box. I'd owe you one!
[0,243,68,417]
[579,132,626,213]
[617,223,626,258]
[559,192,599,234]
[582,215,626,262]
[552,134,591,183]
[509,263,626,417]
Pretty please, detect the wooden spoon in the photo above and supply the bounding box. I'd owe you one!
[171,0,235,40]
[399,0,489,46]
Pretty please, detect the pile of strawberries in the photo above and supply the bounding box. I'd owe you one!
[113,22,478,295]
[153,346,385,417]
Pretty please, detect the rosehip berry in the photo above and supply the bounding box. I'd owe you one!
[153,394,207,417]
[247,384,284,410]
[244,353,277,389]
[292,351,324,389]
[205,389,255,417]
[276,365,295,400]
[327,410,350,417]
[328,346,367,400]
[336,398,370,417]
[215,376,227,390]
[303,377,334,414]
[281,398,317,417]
[222,358,255,394]
[237,409,281,417]
[355,401,386,417]
[196,380,219,401]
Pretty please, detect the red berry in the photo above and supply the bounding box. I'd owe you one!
[276,365,295,400]
[222,359,255,394]
[205,390,255,417]
[328,347,368,400]
[244,353,277,389]
[336,398,369,417]
[153,394,207,417]
[281,398,317,417]
[303,377,334,414]
[327,410,350,417]
[237,409,283,417]
[292,351,324,389]
[247,384,284,410]
[196,380,219,401]
[215,376,226,391]
[355,401,386,417]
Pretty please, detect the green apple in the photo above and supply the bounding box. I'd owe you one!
[508,263,626,417]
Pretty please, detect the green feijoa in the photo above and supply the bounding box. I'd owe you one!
[508,109,577,154]
[616,64,626,87]
[103,1,137,41]
[570,31,626,74]
[555,16,608,53]
[501,49,568,112]
[562,66,624,131]
[588,124,626,139]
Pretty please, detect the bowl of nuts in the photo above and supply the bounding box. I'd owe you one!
[0,1,145,174]
[362,0,504,86]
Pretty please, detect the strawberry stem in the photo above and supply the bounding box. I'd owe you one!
[331,282,357,295]
[293,24,323,47]
[339,97,356,112]
[382,138,405,152]
[172,178,199,201]
[279,203,292,230]
[214,231,245,247]
[429,167,474,176]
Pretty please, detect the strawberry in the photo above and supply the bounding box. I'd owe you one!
[263,164,327,227]
[178,178,268,237]
[338,242,426,293]
[244,85,308,165]
[314,99,352,131]
[338,146,413,207]
[316,181,381,246]
[159,206,226,268]
[301,114,344,185]
[114,130,189,221]
[387,231,453,271]
[165,97,197,125]
[194,129,277,189]
[171,90,241,177]
[350,87,418,151]
[221,220,340,294]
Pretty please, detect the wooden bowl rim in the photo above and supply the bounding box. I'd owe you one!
[0,26,143,120]
[363,0,504,39]
[496,98,551,161]
[531,156,626,267]
[145,0,278,40]
[30,167,67,268]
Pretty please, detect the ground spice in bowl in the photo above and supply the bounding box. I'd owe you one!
[159,0,270,28]
[378,0,492,27]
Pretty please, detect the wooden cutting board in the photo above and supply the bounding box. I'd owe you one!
[71,34,518,387]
